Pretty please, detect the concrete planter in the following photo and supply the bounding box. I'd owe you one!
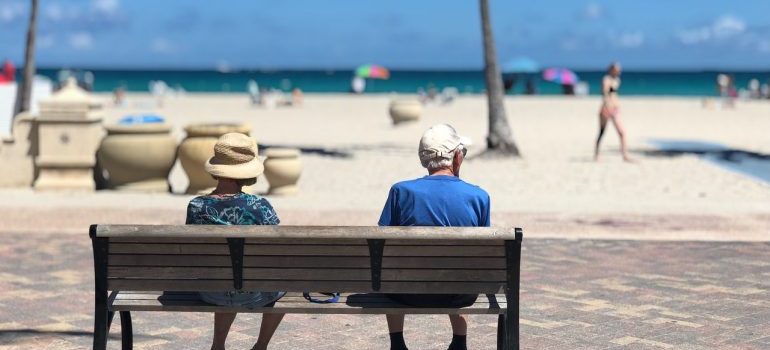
[178,123,251,194]
[389,99,422,125]
[97,123,176,192]
[263,148,302,195]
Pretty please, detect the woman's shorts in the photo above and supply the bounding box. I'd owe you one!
[199,291,285,308]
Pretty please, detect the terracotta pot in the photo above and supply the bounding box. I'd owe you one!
[178,123,252,194]
[389,99,422,125]
[97,123,176,192]
[263,148,302,195]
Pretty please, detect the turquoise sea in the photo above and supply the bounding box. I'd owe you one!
[36,68,770,96]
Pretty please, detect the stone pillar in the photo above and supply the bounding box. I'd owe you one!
[33,78,103,191]
[0,113,37,187]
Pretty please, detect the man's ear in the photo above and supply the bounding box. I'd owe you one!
[452,150,463,176]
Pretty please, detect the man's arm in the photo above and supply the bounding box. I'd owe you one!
[377,186,399,226]
[481,194,491,227]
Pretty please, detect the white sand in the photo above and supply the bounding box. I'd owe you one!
[2,93,769,239]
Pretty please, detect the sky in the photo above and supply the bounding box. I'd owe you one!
[1,0,770,70]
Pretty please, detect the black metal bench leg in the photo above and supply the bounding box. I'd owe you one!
[92,235,111,350]
[505,306,519,350]
[93,299,109,350]
[497,314,507,350]
[120,311,133,350]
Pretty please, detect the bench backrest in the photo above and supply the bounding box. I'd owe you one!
[92,225,522,295]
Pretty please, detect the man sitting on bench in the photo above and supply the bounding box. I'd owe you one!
[378,124,491,350]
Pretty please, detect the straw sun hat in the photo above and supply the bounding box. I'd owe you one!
[205,133,264,179]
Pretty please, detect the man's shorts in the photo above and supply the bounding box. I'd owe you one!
[386,293,478,308]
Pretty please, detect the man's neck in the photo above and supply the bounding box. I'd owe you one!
[428,168,456,177]
[211,182,243,195]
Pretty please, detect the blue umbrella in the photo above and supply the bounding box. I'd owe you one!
[502,57,540,74]
[119,114,165,125]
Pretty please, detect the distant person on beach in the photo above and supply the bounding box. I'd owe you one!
[717,73,729,97]
[749,79,761,99]
[503,75,516,93]
[594,62,632,162]
[292,88,303,106]
[351,76,365,94]
[525,78,537,95]
[378,124,490,350]
[0,59,15,83]
[561,83,575,95]
[248,80,261,105]
[112,87,125,106]
[185,133,285,350]
[725,75,737,108]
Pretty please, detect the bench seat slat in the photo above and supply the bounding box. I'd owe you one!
[110,291,506,315]
[107,279,504,294]
[108,267,505,282]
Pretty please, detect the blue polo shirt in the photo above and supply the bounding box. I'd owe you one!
[378,175,490,227]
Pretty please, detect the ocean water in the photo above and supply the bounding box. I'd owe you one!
[36,68,770,96]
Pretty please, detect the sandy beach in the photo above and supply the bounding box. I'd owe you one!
[1,93,769,239]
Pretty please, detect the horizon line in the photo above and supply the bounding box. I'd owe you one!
[32,65,770,73]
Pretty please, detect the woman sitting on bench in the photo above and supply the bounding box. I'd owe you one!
[185,133,285,350]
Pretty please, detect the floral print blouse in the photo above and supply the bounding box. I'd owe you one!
[185,193,280,226]
[185,192,282,307]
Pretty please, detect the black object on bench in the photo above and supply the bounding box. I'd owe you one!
[90,225,523,350]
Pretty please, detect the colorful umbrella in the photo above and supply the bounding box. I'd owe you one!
[355,64,390,79]
[542,68,578,85]
[502,57,539,74]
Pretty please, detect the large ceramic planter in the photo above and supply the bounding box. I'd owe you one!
[178,123,252,194]
[263,148,302,195]
[389,99,422,125]
[97,123,176,192]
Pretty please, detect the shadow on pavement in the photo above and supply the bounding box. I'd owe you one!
[644,139,770,184]
[0,328,163,343]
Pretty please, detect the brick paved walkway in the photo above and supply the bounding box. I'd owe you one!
[0,233,768,349]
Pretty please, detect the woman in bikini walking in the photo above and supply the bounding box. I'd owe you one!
[595,62,633,162]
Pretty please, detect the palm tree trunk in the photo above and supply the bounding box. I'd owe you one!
[13,0,38,118]
[480,0,520,156]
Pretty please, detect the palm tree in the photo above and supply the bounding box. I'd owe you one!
[479,0,520,156]
[13,0,38,118]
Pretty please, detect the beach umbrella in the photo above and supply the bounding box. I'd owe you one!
[355,64,390,79]
[119,114,165,124]
[502,57,539,74]
[542,68,579,85]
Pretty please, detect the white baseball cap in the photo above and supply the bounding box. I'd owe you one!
[418,124,472,165]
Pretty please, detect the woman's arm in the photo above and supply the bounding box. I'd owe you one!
[601,76,611,98]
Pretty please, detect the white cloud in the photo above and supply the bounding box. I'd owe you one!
[712,15,746,38]
[615,31,644,48]
[584,2,602,20]
[0,2,24,23]
[69,32,93,50]
[92,0,119,15]
[151,38,175,54]
[677,15,747,45]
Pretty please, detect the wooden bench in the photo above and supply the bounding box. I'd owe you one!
[90,225,523,350]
